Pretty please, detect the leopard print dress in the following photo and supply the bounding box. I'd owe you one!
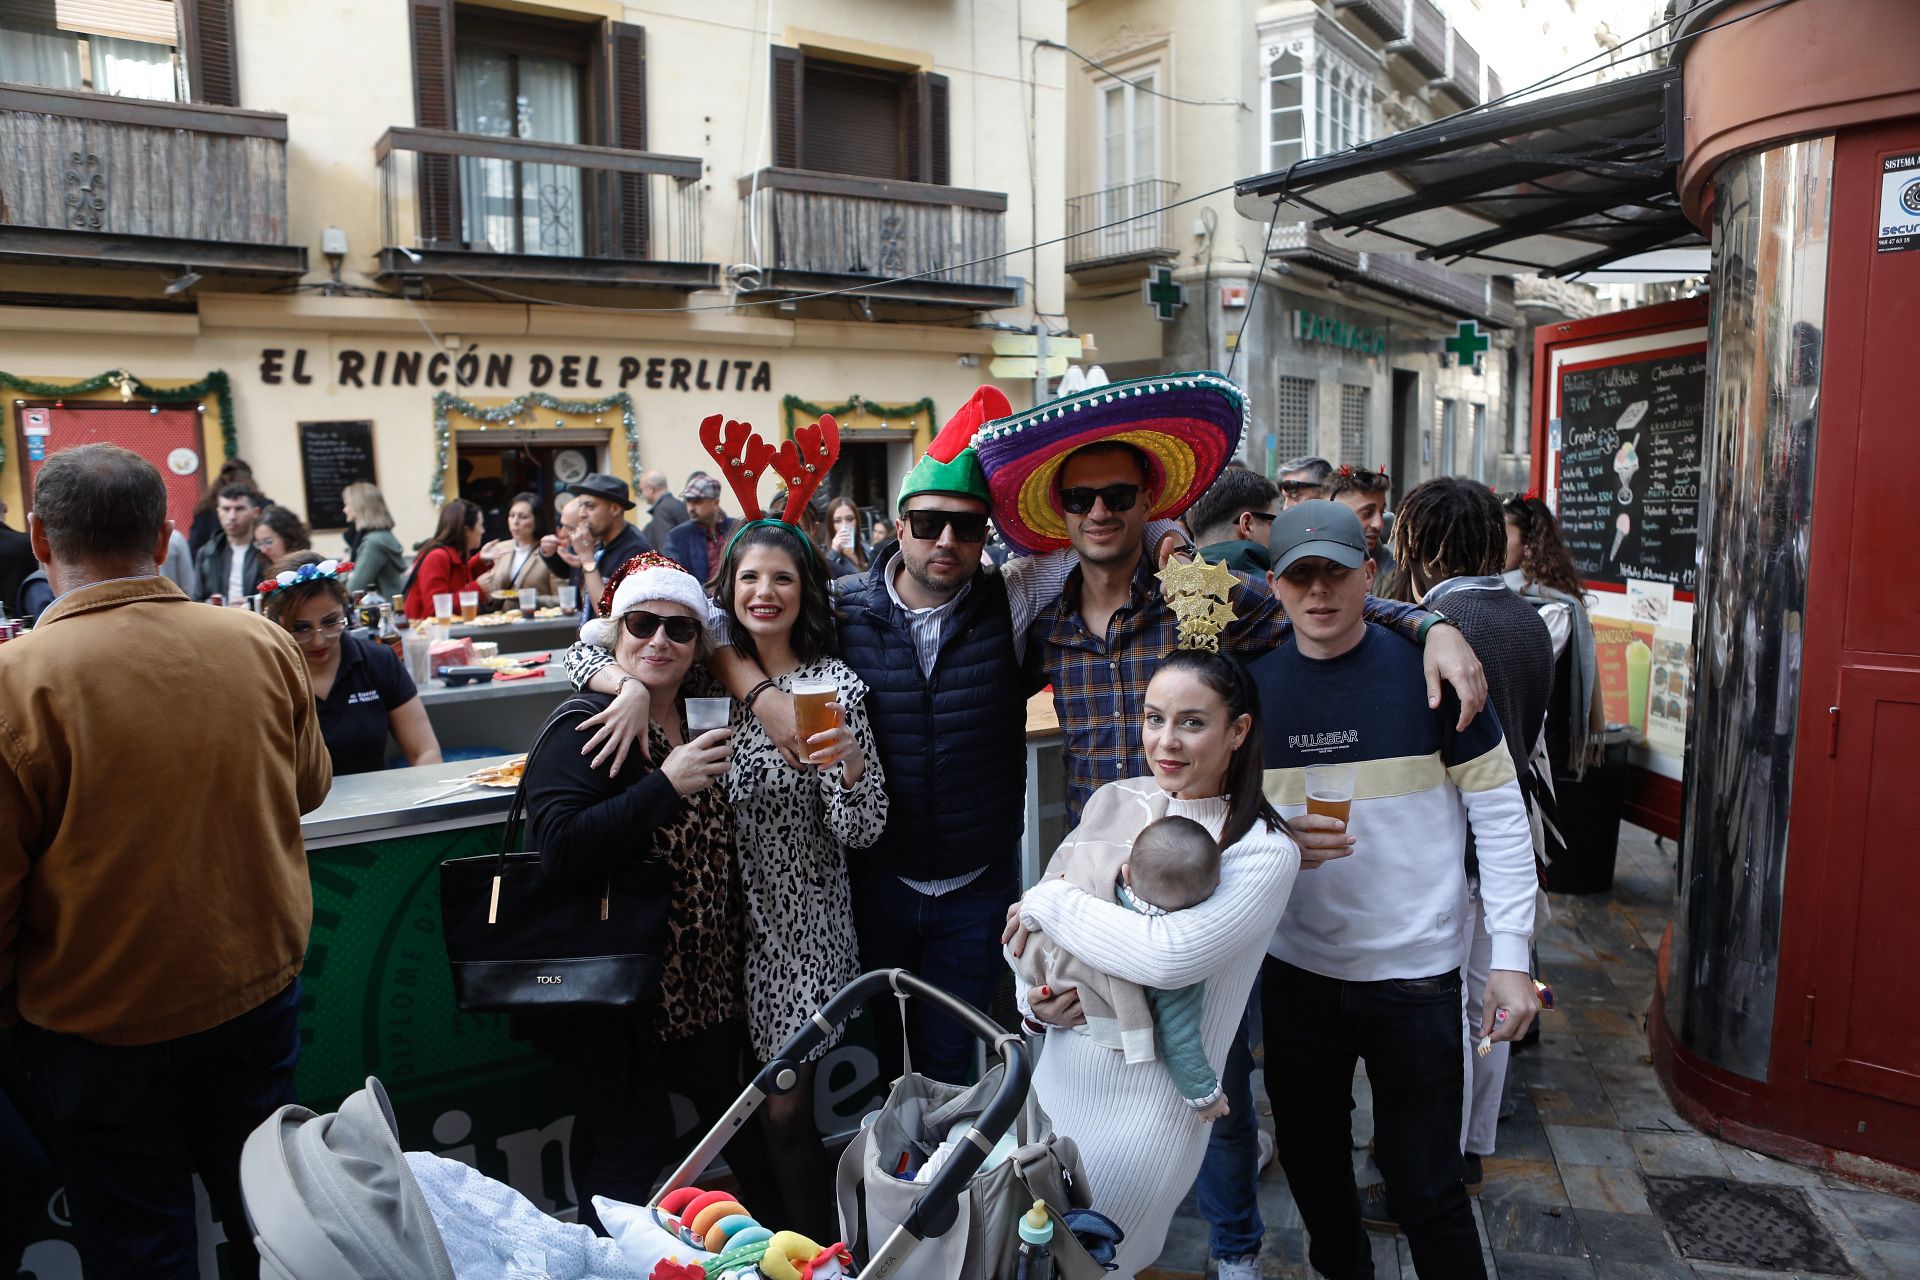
[726,658,888,1062]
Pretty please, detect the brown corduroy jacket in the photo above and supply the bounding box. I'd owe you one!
[0,576,331,1045]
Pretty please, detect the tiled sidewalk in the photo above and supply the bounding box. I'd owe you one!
[1145,825,1920,1279]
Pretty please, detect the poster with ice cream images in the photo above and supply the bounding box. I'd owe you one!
[1646,626,1693,755]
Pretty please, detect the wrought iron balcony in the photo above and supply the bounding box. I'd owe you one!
[375,127,713,292]
[737,167,1019,310]
[0,82,304,282]
[1387,0,1449,81]
[1065,179,1178,275]
[1335,0,1410,42]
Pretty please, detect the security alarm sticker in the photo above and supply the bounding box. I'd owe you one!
[1877,150,1920,254]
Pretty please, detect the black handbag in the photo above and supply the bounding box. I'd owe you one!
[439,698,670,1013]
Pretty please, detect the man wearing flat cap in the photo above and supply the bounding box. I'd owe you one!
[562,473,650,620]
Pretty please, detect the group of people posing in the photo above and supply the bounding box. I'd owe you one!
[0,371,1601,1280]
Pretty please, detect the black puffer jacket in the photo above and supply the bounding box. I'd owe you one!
[833,546,1031,884]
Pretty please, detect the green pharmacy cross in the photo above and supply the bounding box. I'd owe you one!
[1445,320,1491,371]
[1143,265,1186,321]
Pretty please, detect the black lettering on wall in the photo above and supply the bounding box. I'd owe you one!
[529,355,554,387]
[391,351,422,386]
[618,356,642,388]
[338,350,365,388]
[751,361,772,391]
[669,358,691,391]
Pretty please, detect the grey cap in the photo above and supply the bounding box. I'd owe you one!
[1268,499,1368,574]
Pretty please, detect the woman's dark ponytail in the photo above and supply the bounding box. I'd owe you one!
[1154,649,1285,848]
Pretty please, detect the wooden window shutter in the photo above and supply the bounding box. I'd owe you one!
[182,0,239,106]
[601,21,650,259]
[409,0,460,246]
[908,70,950,185]
[770,45,804,169]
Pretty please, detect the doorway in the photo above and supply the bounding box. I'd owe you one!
[835,435,914,520]
[1390,368,1421,486]
[456,436,605,543]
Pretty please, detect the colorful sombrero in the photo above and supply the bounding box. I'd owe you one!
[972,371,1248,554]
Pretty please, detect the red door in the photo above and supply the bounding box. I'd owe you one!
[14,401,210,534]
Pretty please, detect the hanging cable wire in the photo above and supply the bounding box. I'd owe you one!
[1036,39,1247,110]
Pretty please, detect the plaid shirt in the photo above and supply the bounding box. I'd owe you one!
[1030,553,1427,820]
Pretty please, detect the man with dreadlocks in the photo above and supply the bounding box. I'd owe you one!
[1376,475,1554,1224]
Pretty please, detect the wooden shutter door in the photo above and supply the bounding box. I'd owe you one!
[183,0,239,106]
[770,46,804,169]
[914,71,951,185]
[602,22,650,259]
[409,0,460,246]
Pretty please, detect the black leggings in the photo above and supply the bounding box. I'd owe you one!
[548,1017,784,1235]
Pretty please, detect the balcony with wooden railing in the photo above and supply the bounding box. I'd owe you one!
[1388,0,1449,81]
[1065,179,1178,276]
[1334,0,1410,42]
[0,82,304,281]
[737,167,1019,310]
[375,127,714,292]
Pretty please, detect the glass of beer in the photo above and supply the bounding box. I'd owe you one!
[458,590,480,622]
[792,676,841,763]
[432,592,455,624]
[1303,763,1356,830]
[517,587,538,619]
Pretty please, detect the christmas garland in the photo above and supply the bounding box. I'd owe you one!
[781,393,935,438]
[0,369,236,472]
[431,390,640,507]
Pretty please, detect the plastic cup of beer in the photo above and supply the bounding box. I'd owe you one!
[433,592,455,624]
[685,697,732,735]
[558,584,579,612]
[458,589,480,622]
[1303,763,1357,831]
[792,676,841,762]
[517,587,538,619]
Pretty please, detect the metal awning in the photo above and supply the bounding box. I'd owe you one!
[1235,66,1701,278]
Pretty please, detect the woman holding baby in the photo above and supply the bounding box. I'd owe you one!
[1006,649,1301,1277]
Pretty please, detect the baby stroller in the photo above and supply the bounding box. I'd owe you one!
[236,969,1082,1279]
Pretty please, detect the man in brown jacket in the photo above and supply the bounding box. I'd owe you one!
[0,444,331,1278]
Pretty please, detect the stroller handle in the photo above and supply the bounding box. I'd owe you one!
[762,968,1032,1245]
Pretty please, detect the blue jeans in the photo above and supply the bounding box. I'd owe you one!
[13,979,302,1280]
[1194,985,1264,1260]
[1262,959,1483,1280]
[853,866,1018,1085]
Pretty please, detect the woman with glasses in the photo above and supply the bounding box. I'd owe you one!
[260,551,442,775]
[522,552,780,1234]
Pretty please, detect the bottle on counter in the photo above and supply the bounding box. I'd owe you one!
[1015,1199,1054,1280]
[377,598,406,662]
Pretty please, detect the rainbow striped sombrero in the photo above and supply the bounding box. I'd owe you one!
[972,371,1248,554]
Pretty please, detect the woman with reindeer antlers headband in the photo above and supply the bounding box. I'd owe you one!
[569,414,888,1237]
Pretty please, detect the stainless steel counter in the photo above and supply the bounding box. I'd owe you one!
[302,753,518,849]
[414,652,568,705]
[447,615,582,652]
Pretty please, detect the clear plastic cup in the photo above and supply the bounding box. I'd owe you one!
[558,584,579,612]
[517,587,538,619]
[401,632,434,686]
[433,592,454,623]
[792,676,840,761]
[685,697,732,734]
[458,589,479,622]
[1303,763,1357,830]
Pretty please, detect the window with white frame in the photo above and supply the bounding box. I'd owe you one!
[1265,39,1373,172]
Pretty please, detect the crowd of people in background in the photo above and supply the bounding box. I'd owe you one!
[0,376,1604,1279]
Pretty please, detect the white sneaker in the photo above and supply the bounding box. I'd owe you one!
[1214,1256,1261,1280]
[1256,1127,1276,1170]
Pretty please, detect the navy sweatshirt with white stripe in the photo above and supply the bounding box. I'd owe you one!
[1251,623,1536,982]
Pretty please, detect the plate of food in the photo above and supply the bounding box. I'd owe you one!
[468,755,528,789]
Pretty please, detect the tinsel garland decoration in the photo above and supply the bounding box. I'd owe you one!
[780,393,935,439]
[1,369,236,472]
[430,390,640,507]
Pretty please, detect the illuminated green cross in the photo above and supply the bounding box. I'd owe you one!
[1445,320,1491,369]
[1143,265,1185,321]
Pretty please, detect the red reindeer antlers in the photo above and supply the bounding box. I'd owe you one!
[698,413,777,520]
[771,414,841,518]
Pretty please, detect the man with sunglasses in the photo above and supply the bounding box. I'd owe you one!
[1185,463,1280,573]
[1276,454,1333,508]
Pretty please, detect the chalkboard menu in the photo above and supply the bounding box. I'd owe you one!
[298,421,376,530]
[1553,350,1706,593]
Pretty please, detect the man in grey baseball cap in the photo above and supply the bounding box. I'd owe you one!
[1266,497,1370,576]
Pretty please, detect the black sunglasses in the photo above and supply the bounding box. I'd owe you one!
[622,610,700,644]
[1058,483,1141,515]
[1276,480,1324,497]
[1247,510,1278,525]
[904,509,989,543]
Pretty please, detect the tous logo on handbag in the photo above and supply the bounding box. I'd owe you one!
[535,975,563,985]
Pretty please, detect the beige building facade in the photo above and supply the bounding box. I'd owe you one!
[0,0,1066,549]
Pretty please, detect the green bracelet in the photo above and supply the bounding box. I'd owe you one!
[1416,610,1453,642]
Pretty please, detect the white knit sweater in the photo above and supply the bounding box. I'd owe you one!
[1017,779,1300,1277]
